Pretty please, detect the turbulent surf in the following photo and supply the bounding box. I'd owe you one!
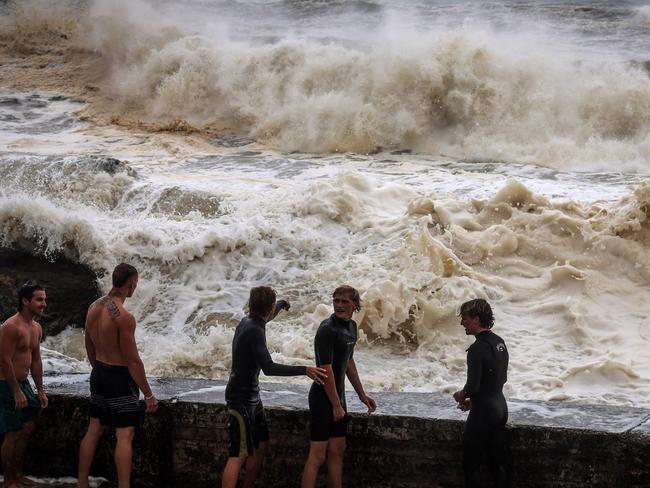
[1,0,649,407]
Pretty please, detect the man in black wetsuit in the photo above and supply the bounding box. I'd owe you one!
[453,298,510,488]
[301,285,376,488]
[221,286,327,488]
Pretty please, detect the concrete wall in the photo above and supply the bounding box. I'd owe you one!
[22,375,650,487]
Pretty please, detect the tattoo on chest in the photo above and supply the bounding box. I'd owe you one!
[97,297,120,319]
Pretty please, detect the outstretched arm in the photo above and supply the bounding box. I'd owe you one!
[251,327,307,376]
[268,299,290,322]
[346,358,376,413]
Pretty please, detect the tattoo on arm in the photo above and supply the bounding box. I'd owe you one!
[96,297,121,319]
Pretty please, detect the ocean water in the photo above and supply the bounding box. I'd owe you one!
[0,0,649,407]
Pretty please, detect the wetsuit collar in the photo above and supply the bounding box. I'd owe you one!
[331,313,352,326]
[466,330,491,351]
[248,314,267,328]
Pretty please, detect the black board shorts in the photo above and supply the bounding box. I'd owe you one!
[89,360,141,428]
[227,401,270,457]
[308,385,348,441]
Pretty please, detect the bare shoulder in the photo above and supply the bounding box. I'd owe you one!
[0,315,21,345]
[0,315,21,335]
[2,314,19,328]
[93,296,122,320]
[115,308,136,331]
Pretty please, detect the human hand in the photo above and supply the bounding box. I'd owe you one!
[453,390,465,403]
[37,389,48,408]
[333,404,346,421]
[145,394,158,413]
[14,389,27,410]
[360,394,376,414]
[457,399,471,412]
[306,366,327,385]
[278,299,291,311]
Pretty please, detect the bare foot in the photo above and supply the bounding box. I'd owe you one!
[18,476,44,486]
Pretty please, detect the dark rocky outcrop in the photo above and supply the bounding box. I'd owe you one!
[0,248,101,335]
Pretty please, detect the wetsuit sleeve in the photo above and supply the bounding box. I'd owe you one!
[269,300,289,322]
[462,343,484,399]
[315,326,336,365]
[251,327,306,376]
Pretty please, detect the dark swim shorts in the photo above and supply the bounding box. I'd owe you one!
[227,401,270,458]
[89,360,141,428]
[0,379,41,434]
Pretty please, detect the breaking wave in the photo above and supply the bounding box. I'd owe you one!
[2,0,650,169]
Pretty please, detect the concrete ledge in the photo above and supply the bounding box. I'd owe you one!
[22,375,650,487]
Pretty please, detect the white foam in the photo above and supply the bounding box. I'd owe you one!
[2,1,650,408]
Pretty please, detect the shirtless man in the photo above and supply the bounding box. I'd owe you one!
[0,282,48,488]
[77,263,158,488]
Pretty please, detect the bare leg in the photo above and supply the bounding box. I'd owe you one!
[242,442,268,488]
[114,427,134,488]
[1,430,22,488]
[12,421,36,484]
[301,441,328,488]
[78,418,106,488]
[325,437,346,488]
[221,456,246,488]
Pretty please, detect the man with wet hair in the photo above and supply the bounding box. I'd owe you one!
[453,298,510,488]
[301,285,376,488]
[78,263,158,488]
[0,281,48,488]
[222,286,327,488]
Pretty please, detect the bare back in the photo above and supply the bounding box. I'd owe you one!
[85,296,132,366]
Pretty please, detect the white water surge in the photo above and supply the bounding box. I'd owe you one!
[0,0,649,407]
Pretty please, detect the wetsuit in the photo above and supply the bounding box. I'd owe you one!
[225,301,306,457]
[462,330,509,488]
[308,314,357,441]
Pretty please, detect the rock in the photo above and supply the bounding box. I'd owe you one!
[89,155,137,177]
[0,248,101,336]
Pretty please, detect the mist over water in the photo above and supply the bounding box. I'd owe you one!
[1,1,649,407]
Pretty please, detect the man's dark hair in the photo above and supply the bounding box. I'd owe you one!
[17,281,44,311]
[112,263,138,288]
[333,285,361,312]
[249,286,276,318]
[459,298,494,329]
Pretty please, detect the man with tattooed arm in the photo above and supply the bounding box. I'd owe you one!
[77,263,158,488]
